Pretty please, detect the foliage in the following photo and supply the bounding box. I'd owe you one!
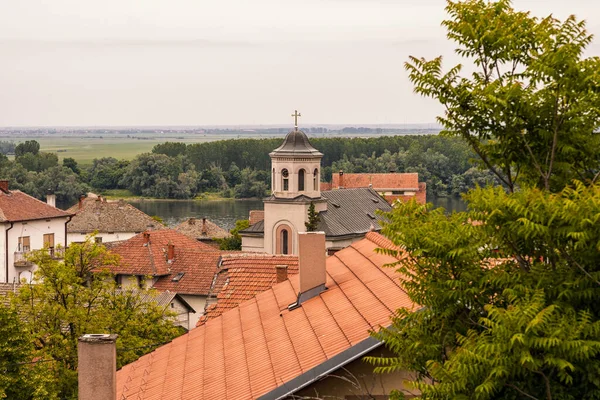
[62,157,80,174]
[369,1,600,399]
[15,140,40,157]
[233,168,269,199]
[305,202,321,231]
[86,157,129,190]
[119,153,199,199]
[370,185,600,399]
[12,239,182,399]
[0,140,16,155]
[16,152,58,172]
[219,219,250,250]
[405,0,600,192]
[0,303,56,400]
[152,141,187,158]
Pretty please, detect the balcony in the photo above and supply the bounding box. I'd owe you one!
[13,251,33,268]
[14,247,65,267]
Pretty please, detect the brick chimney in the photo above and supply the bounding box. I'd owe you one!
[338,170,344,189]
[0,180,9,193]
[201,217,207,236]
[189,217,196,225]
[167,243,175,262]
[78,194,86,209]
[291,232,326,307]
[143,232,151,244]
[46,190,56,208]
[78,334,117,400]
[276,265,288,283]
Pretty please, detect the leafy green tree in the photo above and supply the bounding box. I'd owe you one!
[62,157,80,174]
[0,303,56,400]
[152,141,187,158]
[233,168,268,199]
[13,239,182,399]
[0,140,16,155]
[404,0,600,192]
[219,219,250,250]
[15,140,40,157]
[369,1,600,399]
[16,152,58,172]
[87,157,129,189]
[29,166,89,204]
[305,202,321,231]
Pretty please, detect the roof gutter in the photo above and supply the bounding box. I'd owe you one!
[257,334,383,400]
[5,222,13,283]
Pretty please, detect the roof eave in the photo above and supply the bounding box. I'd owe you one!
[257,334,384,400]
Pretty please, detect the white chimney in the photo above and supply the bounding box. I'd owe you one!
[78,334,118,400]
[46,191,56,208]
[294,231,326,306]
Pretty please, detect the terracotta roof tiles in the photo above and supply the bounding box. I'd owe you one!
[117,232,416,400]
[107,230,222,295]
[0,190,71,222]
[333,172,419,190]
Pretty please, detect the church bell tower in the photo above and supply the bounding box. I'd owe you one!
[263,110,326,255]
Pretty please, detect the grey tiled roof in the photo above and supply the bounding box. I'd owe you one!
[240,187,392,238]
[318,187,392,237]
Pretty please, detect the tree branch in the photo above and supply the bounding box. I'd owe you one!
[505,383,539,400]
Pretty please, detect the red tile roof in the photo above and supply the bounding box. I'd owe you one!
[107,230,222,295]
[0,190,71,222]
[116,232,416,400]
[199,254,299,324]
[333,172,420,190]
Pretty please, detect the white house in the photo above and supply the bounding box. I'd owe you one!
[0,181,73,283]
[66,194,163,245]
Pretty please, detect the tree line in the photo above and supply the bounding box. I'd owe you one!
[0,134,490,204]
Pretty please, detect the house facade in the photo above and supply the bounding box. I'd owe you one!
[0,181,72,284]
[66,194,163,245]
[240,128,392,255]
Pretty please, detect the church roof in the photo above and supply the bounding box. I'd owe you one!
[269,129,323,157]
[239,187,392,239]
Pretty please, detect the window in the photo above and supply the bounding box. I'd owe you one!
[281,229,289,255]
[95,237,103,244]
[282,169,289,191]
[298,169,305,191]
[43,233,54,249]
[313,168,318,191]
[43,233,55,256]
[272,168,275,191]
[18,236,30,252]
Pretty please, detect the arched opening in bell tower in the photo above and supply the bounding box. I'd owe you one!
[298,169,305,191]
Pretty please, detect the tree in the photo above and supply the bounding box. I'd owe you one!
[12,239,182,399]
[219,219,250,250]
[305,202,321,231]
[15,140,40,157]
[368,1,600,399]
[152,141,187,158]
[62,157,80,175]
[404,0,600,192]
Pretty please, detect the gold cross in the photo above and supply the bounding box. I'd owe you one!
[291,110,301,131]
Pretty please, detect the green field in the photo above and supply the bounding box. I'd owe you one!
[5,133,266,164]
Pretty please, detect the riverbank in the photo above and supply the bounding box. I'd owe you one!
[100,189,260,202]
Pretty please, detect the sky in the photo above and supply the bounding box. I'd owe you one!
[0,0,598,127]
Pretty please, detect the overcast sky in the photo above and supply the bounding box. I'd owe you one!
[0,0,598,127]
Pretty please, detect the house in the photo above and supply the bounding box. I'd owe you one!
[105,229,223,328]
[120,289,196,331]
[331,171,427,204]
[66,194,163,245]
[199,253,299,325]
[0,180,73,284]
[174,217,230,248]
[240,127,393,255]
[116,231,418,399]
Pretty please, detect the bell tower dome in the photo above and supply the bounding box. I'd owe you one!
[269,111,323,199]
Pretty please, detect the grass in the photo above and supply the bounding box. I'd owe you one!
[99,189,141,200]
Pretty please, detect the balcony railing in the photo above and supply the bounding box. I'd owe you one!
[14,247,65,267]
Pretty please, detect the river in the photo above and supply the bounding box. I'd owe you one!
[127,195,466,231]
